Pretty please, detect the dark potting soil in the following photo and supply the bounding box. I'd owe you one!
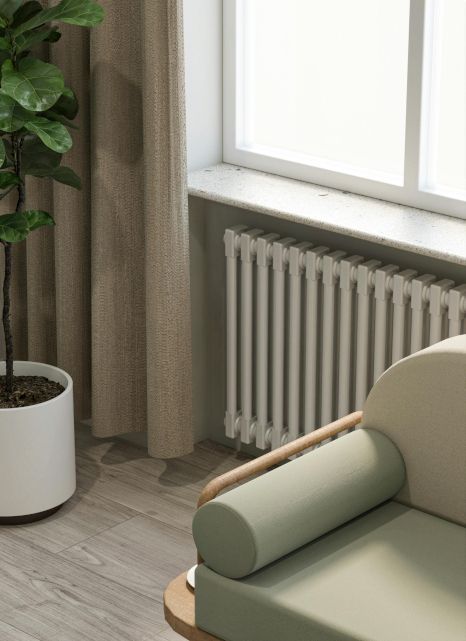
[0,376,65,409]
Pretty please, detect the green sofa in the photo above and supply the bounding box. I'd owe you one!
[165,336,466,641]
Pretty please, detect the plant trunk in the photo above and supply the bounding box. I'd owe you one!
[2,242,13,396]
[2,136,25,398]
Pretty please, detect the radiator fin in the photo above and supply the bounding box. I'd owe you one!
[224,228,466,449]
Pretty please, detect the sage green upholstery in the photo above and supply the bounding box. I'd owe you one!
[196,502,466,641]
[193,338,466,641]
[193,429,405,578]
[361,335,466,525]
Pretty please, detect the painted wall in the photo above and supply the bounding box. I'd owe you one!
[183,0,224,442]
[183,0,465,451]
[190,196,466,450]
[184,0,223,171]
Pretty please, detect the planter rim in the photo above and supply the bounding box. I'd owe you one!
[0,360,73,413]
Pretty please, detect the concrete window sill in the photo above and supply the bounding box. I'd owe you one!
[188,164,466,266]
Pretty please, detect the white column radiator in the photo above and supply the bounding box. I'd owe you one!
[224,226,466,450]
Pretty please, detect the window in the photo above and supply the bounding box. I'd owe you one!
[224,0,466,219]
[420,0,465,201]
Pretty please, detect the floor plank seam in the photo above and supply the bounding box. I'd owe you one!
[77,483,197,537]
[0,547,165,638]
[0,619,42,641]
[54,511,138,555]
[55,550,167,606]
[55,515,195,605]
[0,526,162,605]
[0,432,242,641]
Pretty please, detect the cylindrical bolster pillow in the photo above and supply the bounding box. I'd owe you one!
[193,429,405,579]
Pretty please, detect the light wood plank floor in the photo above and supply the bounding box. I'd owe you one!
[0,425,248,641]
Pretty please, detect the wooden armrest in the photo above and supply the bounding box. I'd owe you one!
[198,411,363,508]
[166,414,363,638]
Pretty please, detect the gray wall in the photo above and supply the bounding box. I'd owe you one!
[184,0,222,171]
[190,196,466,449]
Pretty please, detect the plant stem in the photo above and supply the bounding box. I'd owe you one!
[2,241,13,396]
[2,135,24,398]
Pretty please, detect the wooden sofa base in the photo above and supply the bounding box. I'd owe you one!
[164,572,222,641]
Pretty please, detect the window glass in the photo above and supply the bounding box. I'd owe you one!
[421,0,466,199]
[240,0,410,183]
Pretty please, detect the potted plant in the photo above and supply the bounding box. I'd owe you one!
[0,0,103,523]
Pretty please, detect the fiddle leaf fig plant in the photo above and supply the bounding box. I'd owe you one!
[0,0,103,399]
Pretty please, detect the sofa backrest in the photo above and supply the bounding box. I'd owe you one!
[361,335,466,525]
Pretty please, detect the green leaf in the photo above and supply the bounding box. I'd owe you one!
[15,26,60,53]
[11,1,42,28]
[24,116,72,153]
[0,171,20,188]
[0,92,34,132]
[0,136,13,167]
[50,165,81,189]
[0,0,22,21]
[43,87,78,129]
[0,50,10,65]
[23,209,55,231]
[0,137,5,167]
[0,209,55,242]
[14,0,104,36]
[42,109,78,129]
[1,57,64,112]
[48,86,78,120]
[44,27,61,43]
[0,36,9,50]
[23,160,80,189]
[21,135,61,172]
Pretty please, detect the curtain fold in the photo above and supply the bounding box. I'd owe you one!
[0,0,193,458]
[142,0,193,458]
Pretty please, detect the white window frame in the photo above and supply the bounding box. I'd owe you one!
[223,0,466,220]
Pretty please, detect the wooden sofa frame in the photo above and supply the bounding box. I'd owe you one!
[164,411,363,641]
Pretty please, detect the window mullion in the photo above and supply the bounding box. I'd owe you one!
[403,0,427,192]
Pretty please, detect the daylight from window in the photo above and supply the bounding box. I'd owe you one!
[225,0,466,218]
[241,0,410,183]
[421,0,466,200]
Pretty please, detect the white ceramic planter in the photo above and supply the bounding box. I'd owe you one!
[0,361,76,522]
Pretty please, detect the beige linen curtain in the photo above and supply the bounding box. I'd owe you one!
[1,0,193,458]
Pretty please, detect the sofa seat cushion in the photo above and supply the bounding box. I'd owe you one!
[196,502,466,641]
